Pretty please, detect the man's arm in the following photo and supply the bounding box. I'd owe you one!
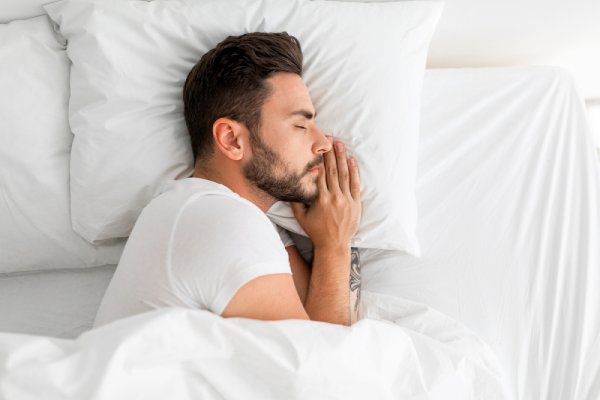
[304,244,351,325]
[221,273,310,321]
[291,139,362,326]
[286,245,311,305]
[286,244,362,324]
[349,247,361,324]
[222,246,363,324]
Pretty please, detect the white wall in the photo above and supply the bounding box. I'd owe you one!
[427,0,600,100]
[422,0,600,148]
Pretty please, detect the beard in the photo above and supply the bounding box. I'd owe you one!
[243,129,322,205]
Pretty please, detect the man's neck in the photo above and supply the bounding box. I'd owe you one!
[191,167,276,213]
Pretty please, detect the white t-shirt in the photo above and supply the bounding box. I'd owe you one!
[94,177,292,327]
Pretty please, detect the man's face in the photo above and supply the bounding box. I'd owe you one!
[243,73,330,205]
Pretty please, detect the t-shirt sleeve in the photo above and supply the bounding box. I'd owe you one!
[167,194,292,315]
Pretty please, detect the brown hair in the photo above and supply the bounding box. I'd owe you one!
[183,32,303,162]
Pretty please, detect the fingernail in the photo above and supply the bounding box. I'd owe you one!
[336,142,344,152]
[349,157,356,166]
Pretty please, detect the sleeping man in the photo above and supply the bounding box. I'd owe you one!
[94,32,362,328]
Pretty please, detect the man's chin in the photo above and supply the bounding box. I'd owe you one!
[301,187,318,206]
[257,175,318,205]
[301,180,318,205]
[278,186,317,206]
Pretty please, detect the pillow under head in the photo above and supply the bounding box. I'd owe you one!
[45,0,444,255]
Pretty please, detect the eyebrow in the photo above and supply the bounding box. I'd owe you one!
[288,109,317,120]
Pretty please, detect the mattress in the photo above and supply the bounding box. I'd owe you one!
[0,265,116,338]
[1,66,598,399]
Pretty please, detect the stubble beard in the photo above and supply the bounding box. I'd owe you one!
[243,129,321,205]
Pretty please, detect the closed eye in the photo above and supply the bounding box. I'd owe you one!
[295,125,307,130]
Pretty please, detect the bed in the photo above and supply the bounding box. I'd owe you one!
[0,0,600,400]
[363,67,600,400]
[2,64,599,399]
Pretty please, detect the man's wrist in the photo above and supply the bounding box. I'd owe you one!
[312,242,351,256]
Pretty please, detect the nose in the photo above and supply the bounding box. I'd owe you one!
[312,125,332,155]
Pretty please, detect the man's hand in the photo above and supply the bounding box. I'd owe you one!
[223,140,361,326]
[290,138,362,326]
[291,139,361,250]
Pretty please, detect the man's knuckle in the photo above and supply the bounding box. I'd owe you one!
[330,195,341,206]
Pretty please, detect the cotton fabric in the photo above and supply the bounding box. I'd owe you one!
[94,178,291,327]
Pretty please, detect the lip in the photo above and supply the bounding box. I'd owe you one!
[309,166,320,174]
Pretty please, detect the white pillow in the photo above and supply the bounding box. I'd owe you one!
[0,15,125,273]
[45,0,443,255]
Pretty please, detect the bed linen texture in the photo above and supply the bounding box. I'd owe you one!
[0,15,125,273]
[0,290,508,400]
[361,67,600,400]
[0,265,116,338]
[0,67,597,399]
[44,0,443,255]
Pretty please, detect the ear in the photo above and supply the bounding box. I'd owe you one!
[212,118,247,161]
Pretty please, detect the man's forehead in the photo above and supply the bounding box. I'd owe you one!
[264,73,315,116]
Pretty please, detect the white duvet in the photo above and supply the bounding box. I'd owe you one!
[0,291,508,399]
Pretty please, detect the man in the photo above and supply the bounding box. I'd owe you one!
[94,32,362,328]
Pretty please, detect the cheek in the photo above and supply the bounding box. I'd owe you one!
[268,127,314,172]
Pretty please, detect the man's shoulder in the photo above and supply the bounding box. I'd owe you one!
[152,177,258,216]
[131,178,260,237]
[183,192,261,221]
[157,179,268,231]
[168,184,285,264]
[156,177,236,202]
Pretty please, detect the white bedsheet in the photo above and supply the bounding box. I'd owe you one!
[0,291,508,399]
[361,67,600,400]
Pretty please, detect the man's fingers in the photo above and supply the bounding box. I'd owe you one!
[349,156,361,201]
[324,143,340,192]
[334,141,350,194]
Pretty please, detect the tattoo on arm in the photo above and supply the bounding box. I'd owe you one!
[349,247,361,314]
